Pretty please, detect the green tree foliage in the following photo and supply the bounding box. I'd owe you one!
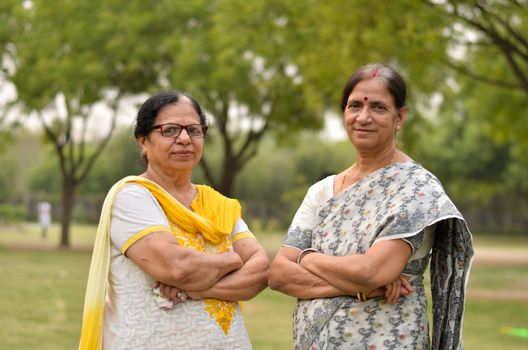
[264,0,528,232]
[0,130,46,223]
[72,128,144,223]
[24,128,143,223]
[80,128,144,195]
[413,91,528,233]
[158,0,323,194]
[0,131,43,201]
[2,0,326,245]
[0,0,20,150]
[235,134,353,229]
[426,0,528,94]
[2,123,527,233]
[424,0,528,152]
[1,0,526,239]
[251,0,527,153]
[3,0,182,246]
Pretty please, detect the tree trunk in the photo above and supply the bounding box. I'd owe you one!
[60,177,76,248]
[218,160,238,196]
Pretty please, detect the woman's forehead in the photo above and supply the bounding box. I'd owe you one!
[156,102,200,122]
[348,79,393,102]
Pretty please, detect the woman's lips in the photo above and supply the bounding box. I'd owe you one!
[354,128,375,134]
[172,150,193,157]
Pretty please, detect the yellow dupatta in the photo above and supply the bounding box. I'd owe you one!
[78,176,241,350]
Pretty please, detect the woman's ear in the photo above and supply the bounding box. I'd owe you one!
[138,136,147,156]
[396,106,408,131]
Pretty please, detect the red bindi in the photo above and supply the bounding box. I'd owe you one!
[364,96,368,101]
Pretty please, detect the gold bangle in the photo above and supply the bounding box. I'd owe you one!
[357,292,367,301]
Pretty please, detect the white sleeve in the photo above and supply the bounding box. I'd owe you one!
[232,217,250,235]
[109,183,171,252]
[230,216,256,242]
[282,177,333,250]
[290,177,333,230]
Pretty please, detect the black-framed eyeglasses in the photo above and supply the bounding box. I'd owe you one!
[151,123,208,138]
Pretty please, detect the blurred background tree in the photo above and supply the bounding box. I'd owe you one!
[1,0,171,246]
[0,0,526,247]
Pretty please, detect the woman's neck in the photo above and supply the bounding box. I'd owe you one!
[141,167,196,208]
[354,146,398,174]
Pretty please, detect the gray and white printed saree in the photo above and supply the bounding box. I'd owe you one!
[283,162,473,350]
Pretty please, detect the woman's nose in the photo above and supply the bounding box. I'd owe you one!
[176,128,192,144]
[356,106,370,122]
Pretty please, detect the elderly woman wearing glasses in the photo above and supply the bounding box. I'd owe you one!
[79,91,269,349]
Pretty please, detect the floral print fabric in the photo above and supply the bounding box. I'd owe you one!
[284,162,473,350]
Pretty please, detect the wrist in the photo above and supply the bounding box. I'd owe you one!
[186,290,203,300]
[297,248,319,264]
[366,287,384,298]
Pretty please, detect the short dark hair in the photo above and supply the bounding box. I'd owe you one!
[340,63,407,112]
[134,90,207,139]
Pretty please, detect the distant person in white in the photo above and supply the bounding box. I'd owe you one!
[37,201,52,239]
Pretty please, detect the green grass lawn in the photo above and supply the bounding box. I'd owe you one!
[463,300,528,350]
[0,222,97,248]
[0,223,527,349]
[468,264,528,291]
[471,233,528,248]
[0,248,91,350]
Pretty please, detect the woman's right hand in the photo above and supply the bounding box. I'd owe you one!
[365,275,413,303]
[384,275,413,304]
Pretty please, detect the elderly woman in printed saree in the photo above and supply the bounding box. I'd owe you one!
[269,63,474,350]
[79,91,269,349]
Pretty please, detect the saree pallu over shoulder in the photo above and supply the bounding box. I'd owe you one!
[430,218,473,350]
[290,162,473,350]
[369,163,474,349]
[78,176,242,350]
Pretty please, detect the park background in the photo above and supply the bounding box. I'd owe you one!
[0,0,527,349]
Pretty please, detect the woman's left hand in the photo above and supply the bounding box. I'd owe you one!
[155,281,188,304]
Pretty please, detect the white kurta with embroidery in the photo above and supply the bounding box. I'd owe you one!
[103,184,252,350]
